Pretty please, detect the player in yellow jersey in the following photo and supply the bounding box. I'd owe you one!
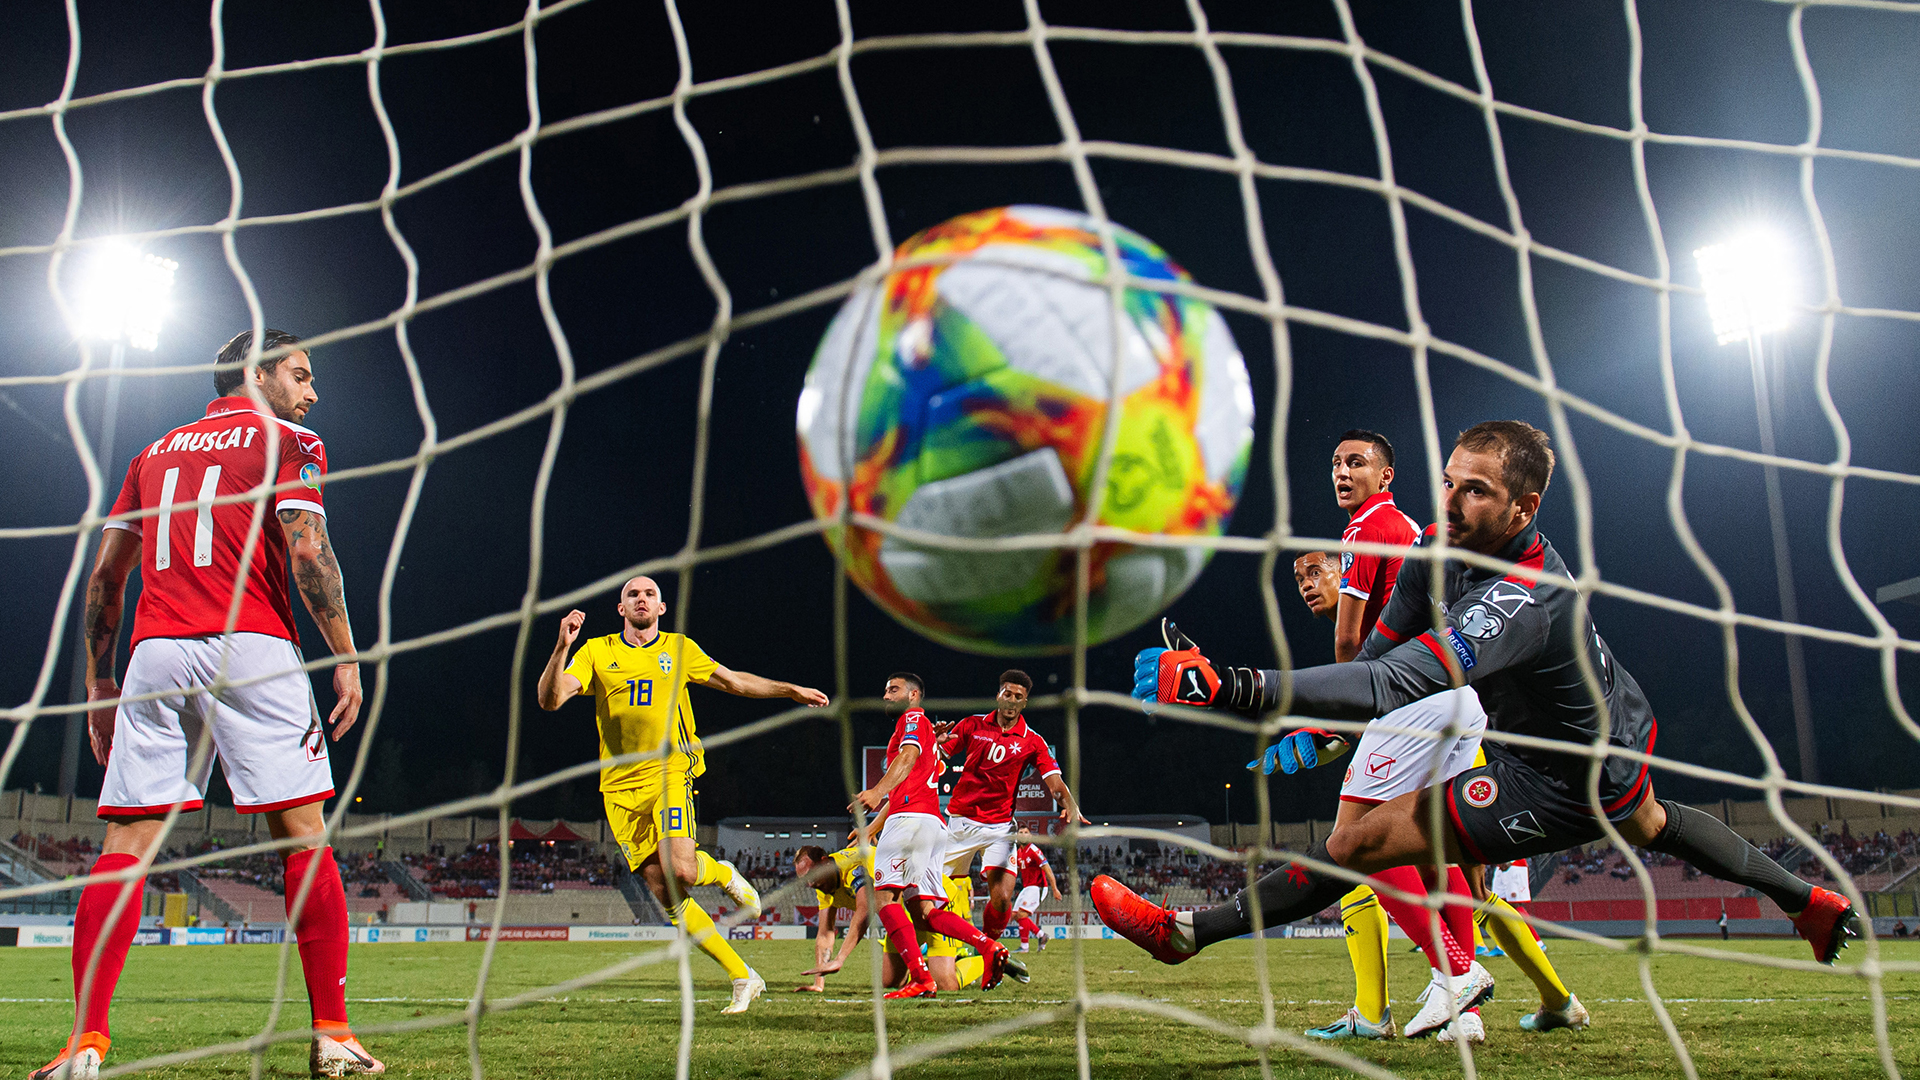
[538,575,828,1015]
[792,844,875,992]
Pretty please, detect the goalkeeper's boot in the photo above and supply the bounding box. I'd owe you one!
[717,860,762,919]
[1090,875,1192,966]
[1403,963,1496,1038]
[1792,886,1859,964]
[884,973,938,1000]
[1436,1007,1487,1045]
[721,968,765,1015]
[1519,993,1590,1033]
[30,1033,109,1080]
[1304,1006,1396,1041]
[310,1030,385,1078]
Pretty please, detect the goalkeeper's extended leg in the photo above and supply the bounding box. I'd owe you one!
[1631,797,1857,963]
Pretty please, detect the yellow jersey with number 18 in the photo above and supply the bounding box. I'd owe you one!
[564,631,717,790]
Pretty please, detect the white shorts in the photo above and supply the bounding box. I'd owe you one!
[873,812,948,902]
[1490,863,1532,903]
[1014,885,1047,913]
[99,633,333,817]
[942,814,1015,875]
[1339,687,1485,805]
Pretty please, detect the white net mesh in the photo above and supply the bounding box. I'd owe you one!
[3,1,1919,1078]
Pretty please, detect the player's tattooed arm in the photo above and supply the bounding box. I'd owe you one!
[82,528,140,765]
[278,508,364,738]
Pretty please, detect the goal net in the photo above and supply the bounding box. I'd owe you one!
[2,1,1917,1078]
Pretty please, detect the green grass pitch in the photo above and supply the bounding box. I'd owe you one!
[2,938,1913,1078]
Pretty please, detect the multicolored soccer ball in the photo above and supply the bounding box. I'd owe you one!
[795,205,1255,655]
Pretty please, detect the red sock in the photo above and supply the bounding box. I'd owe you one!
[71,853,145,1038]
[1017,916,1034,944]
[284,847,351,1029]
[1442,866,1477,964]
[878,903,930,981]
[982,899,1011,942]
[1370,865,1469,977]
[924,908,999,956]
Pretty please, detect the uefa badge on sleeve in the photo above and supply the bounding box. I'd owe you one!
[299,462,321,489]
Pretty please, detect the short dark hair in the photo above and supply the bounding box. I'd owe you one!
[887,671,925,696]
[796,845,828,865]
[1294,550,1338,569]
[1456,420,1554,500]
[214,329,304,397]
[1336,429,1394,470]
[998,669,1032,692]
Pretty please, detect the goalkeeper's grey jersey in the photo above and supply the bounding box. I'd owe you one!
[1290,523,1655,803]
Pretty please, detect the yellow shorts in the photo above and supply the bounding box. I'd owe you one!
[887,876,973,958]
[604,769,696,870]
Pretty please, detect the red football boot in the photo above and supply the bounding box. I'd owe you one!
[883,974,939,1000]
[980,943,1012,991]
[1792,886,1859,964]
[1091,875,1193,966]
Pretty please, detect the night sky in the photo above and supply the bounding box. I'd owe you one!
[3,0,1917,830]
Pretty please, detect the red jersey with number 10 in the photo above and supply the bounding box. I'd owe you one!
[942,714,1062,824]
[883,707,944,821]
[1014,843,1050,889]
[107,397,329,648]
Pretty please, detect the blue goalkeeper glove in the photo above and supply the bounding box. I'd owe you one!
[1247,728,1350,775]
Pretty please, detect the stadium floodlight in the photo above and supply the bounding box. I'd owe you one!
[1694,227,1818,783]
[70,241,179,352]
[1693,229,1794,346]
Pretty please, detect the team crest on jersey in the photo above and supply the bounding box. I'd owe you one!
[1343,765,1354,786]
[657,654,672,673]
[299,462,321,489]
[1462,775,1499,808]
[1457,603,1503,640]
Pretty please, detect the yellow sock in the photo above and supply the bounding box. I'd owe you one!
[1480,896,1569,1009]
[1472,908,1487,951]
[670,897,751,981]
[1340,885,1389,1025]
[692,850,733,888]
[955,955,986,988]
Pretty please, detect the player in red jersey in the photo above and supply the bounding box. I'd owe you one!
[1009,843,1058,953]
[1332,429,1420,662]
[938,670,1089,947]
[37,330,381,1080]
[830,673,1018,999]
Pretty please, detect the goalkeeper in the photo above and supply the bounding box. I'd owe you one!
[1093,421,1858,982]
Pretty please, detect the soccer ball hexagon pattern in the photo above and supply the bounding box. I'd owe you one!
[796,205,1254,654]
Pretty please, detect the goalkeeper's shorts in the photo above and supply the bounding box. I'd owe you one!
[1339,687,1486,805]
[1445,742,1652,865]
[604,768,696,870]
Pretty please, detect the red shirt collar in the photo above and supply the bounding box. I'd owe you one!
[205,395,276,420]
[986,713,1029,738]
[1349,491,1397,521]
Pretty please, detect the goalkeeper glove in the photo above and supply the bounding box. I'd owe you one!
[1247,728,1351,776]
[1131,619,1267,717]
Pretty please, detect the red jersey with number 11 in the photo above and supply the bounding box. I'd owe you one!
[883,707,944,821]
[107,396,329,648]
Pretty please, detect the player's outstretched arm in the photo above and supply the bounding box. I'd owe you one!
[1043,774,1091,825]
[279,509,362,737]
[851,743,918,813]
[82,528,141,765]
[537,609,587,711]
[697,664,829,707]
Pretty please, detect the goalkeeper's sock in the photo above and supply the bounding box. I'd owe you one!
[668,896,751,981]
[955,954,986,988]
[1191,841,1349,949]
[692,851,734,889]
[924,908,999,956]
[1369,865,1470,977]
[981,898,1012,942]
[1339,885,1390,1027]
[878,903,931,983]
[1645,800,1815,914]
[71,853,145,1039]
[284,847,353,1028]
[1480,896,1570,1010]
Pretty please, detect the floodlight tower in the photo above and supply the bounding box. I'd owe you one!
[1693,230,1817,784]
[59,243,178,796]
